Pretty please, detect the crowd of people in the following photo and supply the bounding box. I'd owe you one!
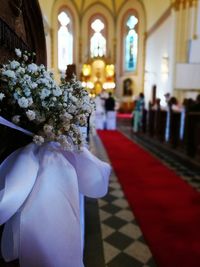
[93,89,200,137]
[151,93,200,113]
[131,92,200,136]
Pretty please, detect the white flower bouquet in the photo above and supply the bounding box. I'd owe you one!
[0,49,94,150]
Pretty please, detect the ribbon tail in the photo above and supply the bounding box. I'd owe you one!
[0,144,39,225]
[18,145,83,267]
[63,147,111,198]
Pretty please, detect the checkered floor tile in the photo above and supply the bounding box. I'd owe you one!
[91,134,157,267]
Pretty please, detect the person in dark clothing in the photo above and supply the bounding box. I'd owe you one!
[190,94,200,111]
[105,92,115,112]
[105,92,116,129]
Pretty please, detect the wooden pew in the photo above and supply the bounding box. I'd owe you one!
[169,111,181,148]
[155,110,167,142]
[148,109,155,137]
[185,112,200,160]
[148,108,167,142]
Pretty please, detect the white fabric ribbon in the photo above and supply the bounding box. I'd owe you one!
[0,117,111,267]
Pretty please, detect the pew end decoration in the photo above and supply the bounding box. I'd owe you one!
[0,49,110,267]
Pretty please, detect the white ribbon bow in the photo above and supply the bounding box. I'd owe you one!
[0,117,111,267]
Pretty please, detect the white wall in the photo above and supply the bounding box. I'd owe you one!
[144,14,175,106]
[175,63,200,89]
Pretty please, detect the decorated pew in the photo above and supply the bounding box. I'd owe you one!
[0,1,46,266]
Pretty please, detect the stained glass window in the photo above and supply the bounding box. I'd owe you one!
[90,18,106,58]
[58,11,73,71]
[125,15,138,72]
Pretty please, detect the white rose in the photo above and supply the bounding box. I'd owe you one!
[2,70,16,79]
[23,74,31,81]
[26,110,36,121]
[23,55,28,61]
[28,63,38,73]
[0,93,5,101]
[16,67,25,74]
[40,88,51,99]
[18,97,29,108]
[38,78,48,85]
[38,64,45,71]
[15,48,22,58]
[53,87,62,97]
[13,92,20,100]
[24,88,31,97]
[10,60,20,70]
[28,97,33,106]
[30,82,38,89]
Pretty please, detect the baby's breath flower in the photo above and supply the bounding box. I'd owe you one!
[12,115,20,124]
[0,49,95,151]
[26,110,36,121]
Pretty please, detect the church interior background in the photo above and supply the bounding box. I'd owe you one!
[39,0,200,110]
[1,1,200,267]
[35,1,200,266]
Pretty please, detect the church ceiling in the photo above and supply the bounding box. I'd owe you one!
[71,0,133,16]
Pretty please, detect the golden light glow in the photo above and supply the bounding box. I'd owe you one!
[81,59,115,95]
[105,64,115,77]
[82,64,91,76]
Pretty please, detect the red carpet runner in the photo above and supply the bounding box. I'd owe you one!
[98,130,200,267]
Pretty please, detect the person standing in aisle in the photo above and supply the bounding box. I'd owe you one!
[105,92,115,112]
[132,93,145,133]
[105,92,116,130]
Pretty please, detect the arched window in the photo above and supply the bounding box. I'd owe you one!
[58,11,73,71]
[124,14,138,72]
[90,18,106,58]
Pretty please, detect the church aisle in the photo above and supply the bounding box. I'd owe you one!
[90,134,157,267]
[98,129,200,267]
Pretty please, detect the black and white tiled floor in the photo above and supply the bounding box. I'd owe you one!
[90,134,157,267]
